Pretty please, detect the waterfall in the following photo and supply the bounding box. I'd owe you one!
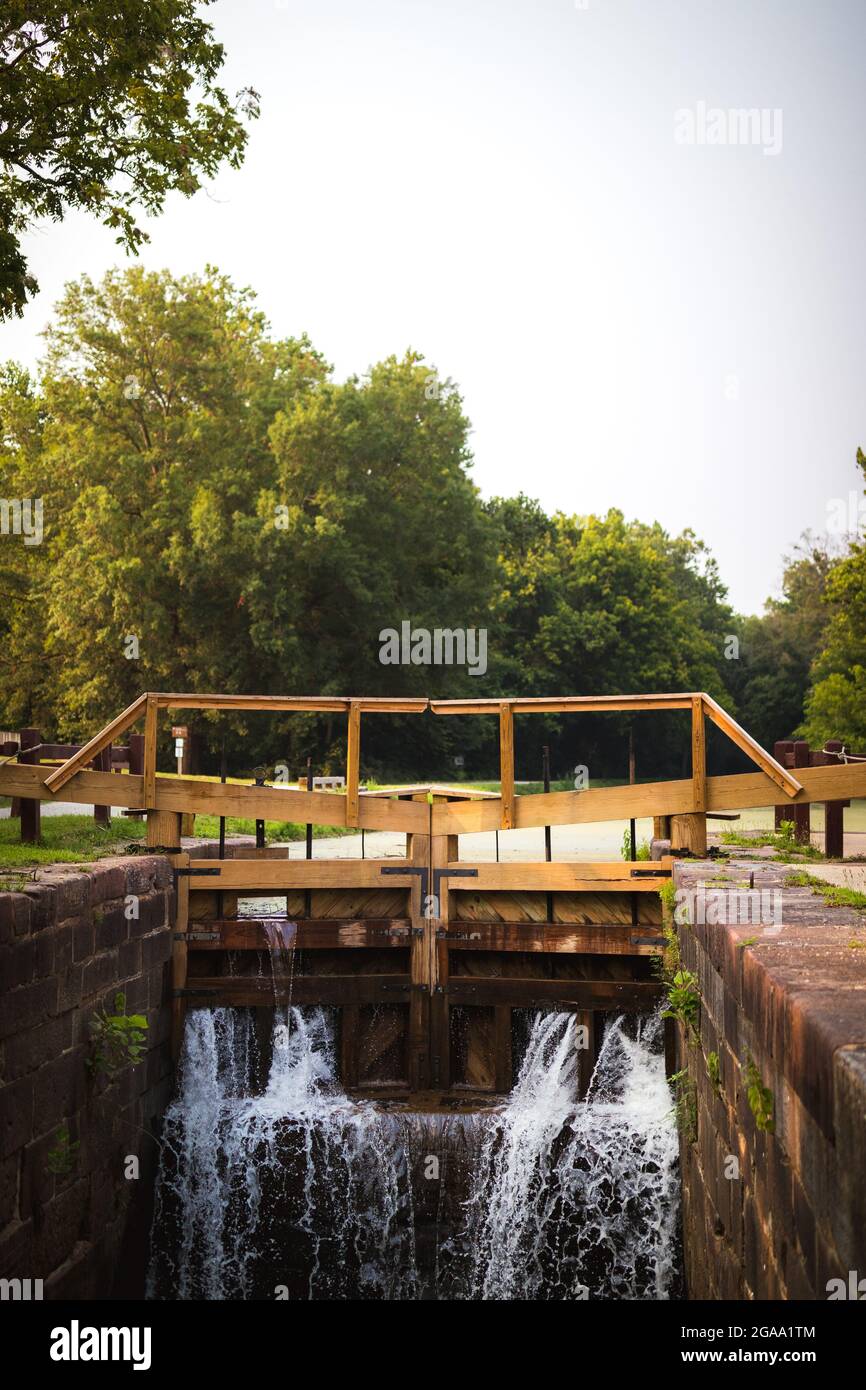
[460,1010,681,1300]
[148,1007,680,1300]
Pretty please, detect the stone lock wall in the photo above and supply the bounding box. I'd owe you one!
[0,855,176,1298]
[675,859,866,1300]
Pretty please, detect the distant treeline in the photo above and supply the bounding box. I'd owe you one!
[1,268,863,781]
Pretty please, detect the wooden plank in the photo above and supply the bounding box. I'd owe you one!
[185,918,412,949]
[340,1005,360,1088]
[446,978,662,1009]
[494,1005,512,1092]
[430,693,695,715]
[152,772,428,833]
[43,694,147,793]
[408,798,431,1090]
[691,695,706,814]
[345,700,361,828]
[183,975,411,1007]
[445,922,665,954]
[185,858,417,890]
[499,702,515,830]
[143,695,158,809]
[430,759,866,834]
[452,861,673,893]
[155,693,428,713]
[702,693,801,797]
[172,854,190,1059]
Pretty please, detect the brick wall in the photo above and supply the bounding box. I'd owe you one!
[0,855,175,1298]
[674,859,866,1300]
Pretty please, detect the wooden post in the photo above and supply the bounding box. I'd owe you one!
[774,740,794,829]
[494,1005,513,1093]
[499,702,515,830]
[345,700,361,828]
[171,852,190,1060]
[669,698,708,857]
[143,695,157,810]
[823,741,846,859]
[19,728,41,844]
[340,1005,360,1089]
[793,740,811,844]
[408,794,431,1091]
[93,743,111,827]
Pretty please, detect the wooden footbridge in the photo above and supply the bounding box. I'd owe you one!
[4,691,866,1096]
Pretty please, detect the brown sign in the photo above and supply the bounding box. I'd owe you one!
[171,726,189,739]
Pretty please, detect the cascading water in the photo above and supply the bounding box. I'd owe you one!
[148,1005,681,1300]
[459,1010,681,1300]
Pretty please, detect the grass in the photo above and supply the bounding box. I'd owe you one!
[785,870,866,912]
[0,815,147,868]
[0,810,359,869]
[721,819,824,862]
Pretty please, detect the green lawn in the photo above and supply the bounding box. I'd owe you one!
[0,815,147,869]
[0,810,353,869]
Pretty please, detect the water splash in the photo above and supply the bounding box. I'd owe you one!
[461,1010,681,1300]
[148,1007,680,1300]
[147,1007,419,1300]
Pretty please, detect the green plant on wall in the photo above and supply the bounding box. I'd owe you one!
[88,992,148,1078]
[669,1068,698,1142]
[45,1123,80,1177]
[662,969,700,1036]
[743,1051,775,1133]
[706,1050,721,1091]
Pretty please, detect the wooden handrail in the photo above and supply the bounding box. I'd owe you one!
[701,693,801,798]
[43,694,147,794]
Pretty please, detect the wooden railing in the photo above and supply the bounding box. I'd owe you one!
[7,689,865,857]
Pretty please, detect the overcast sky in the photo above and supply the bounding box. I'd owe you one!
[3,0,865,615]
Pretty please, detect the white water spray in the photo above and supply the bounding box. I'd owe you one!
[148,1006,680,1300]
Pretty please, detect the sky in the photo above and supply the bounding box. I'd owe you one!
[3,0,865,616]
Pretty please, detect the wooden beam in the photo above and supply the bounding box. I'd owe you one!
[155,693,428,714]
[143,694,158,809]
[430,693,696,715]
[445,921,665,954]
[184,918,412,949]
[702,693,801,797]
[499,702,515,830]
[183,975,411,1007]
[184,858,417,890]
[345,700,361,827]
[450,860,673,893]
[172,853,190,1059]
[43,694,146,793]
[446,978,662,1009]
[691,695,706,814]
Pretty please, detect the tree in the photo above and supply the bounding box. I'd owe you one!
[724,538,836,752]
[0,266,327,736]
[0,2,258,318]
[483,499,736,777]
[800,450,866,749]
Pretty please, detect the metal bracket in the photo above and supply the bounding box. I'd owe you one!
[172,987,218,998]
[174,931,220,942]
[176,867,221,877]
[380,864,428,901]
[630,868,672,879]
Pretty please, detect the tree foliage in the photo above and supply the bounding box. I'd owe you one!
[0,264,828,780]
[0,1,257,317]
